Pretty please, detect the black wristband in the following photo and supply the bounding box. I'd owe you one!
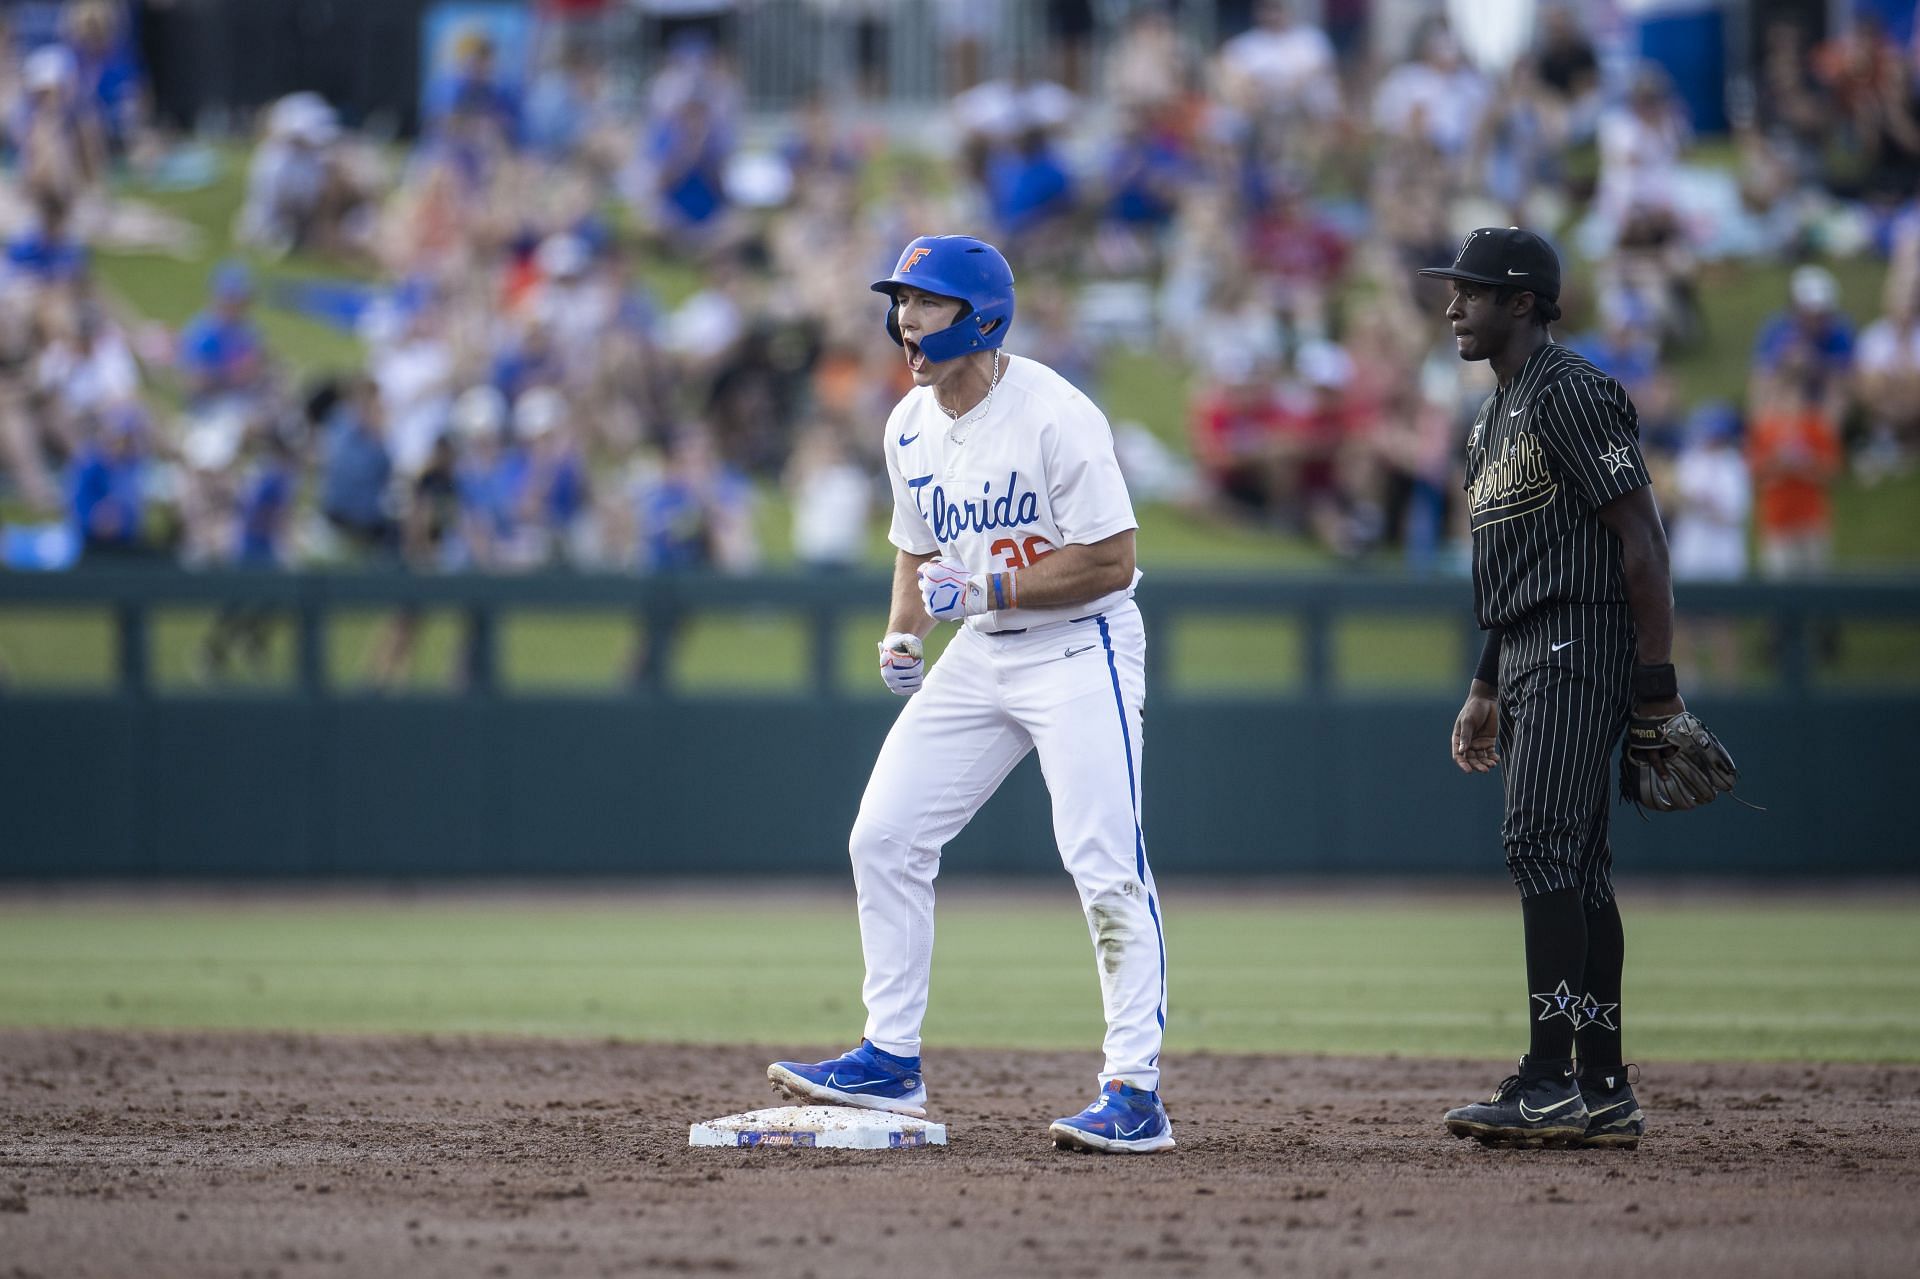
[1633,662,1678,702]
[1473,630,1503,688]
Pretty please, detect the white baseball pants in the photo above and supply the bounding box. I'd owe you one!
[849,602,1166,1091]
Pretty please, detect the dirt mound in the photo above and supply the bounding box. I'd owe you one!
[2,1031,1916,1277]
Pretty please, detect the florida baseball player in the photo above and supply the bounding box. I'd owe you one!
[1425,229,1740,1150]
[766,234,1172,1154]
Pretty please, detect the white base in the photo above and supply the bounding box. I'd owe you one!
[689,1105,947,1149]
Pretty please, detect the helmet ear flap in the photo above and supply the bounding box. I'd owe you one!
[884,295,903,348]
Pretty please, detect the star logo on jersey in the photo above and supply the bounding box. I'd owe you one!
[1598,444,1636,476]
[1573,992,1619,1031]
[1531,980,1581,1026]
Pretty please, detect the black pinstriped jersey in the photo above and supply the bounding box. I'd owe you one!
[1465,343,1649,630]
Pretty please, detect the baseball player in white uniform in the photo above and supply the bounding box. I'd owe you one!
[768,235,1172,1154]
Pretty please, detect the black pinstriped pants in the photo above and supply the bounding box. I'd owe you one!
[1496,603,1635,908]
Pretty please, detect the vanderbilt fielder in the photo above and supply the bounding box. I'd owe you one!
[1424,228,1680,1149]
[766,235,1173,1154]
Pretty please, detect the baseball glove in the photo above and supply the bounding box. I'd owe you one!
[1618,710,1741,813]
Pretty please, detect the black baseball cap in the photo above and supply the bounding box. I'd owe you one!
[1418,227,1561,301]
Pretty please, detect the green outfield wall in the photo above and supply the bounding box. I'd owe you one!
[1,570,1914,878]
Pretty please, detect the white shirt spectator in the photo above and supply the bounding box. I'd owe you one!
[1669,444,1751,581]
[1221,20,1339,118]
[37,323,139,419]
[1595,103,1686,223]
[952,77,1077,143]
[1856,315,1920,379]
[1372,57,1490,156]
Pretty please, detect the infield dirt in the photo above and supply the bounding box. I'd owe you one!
[2,1031,1916,1278]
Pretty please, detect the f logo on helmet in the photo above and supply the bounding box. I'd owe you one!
[902,247,932,272]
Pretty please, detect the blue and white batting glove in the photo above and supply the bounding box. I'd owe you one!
[917,556,999,621]
[878,632,924,697]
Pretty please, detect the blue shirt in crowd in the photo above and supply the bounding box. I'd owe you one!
[320,412,392,530]
[68,445,144,548]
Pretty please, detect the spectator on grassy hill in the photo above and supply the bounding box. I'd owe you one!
[177,263,268,409]
[1219,0,1340,127]
[632,426,757,573]
[644,91,735,248]
[1532,4,1601,145]
[1372,19,1489,160]
[67,399,148,558]
[10,44,107,209]
[319,377,397,558]
[511,386,589,566]
[237,93,373,260]
[983,125,1078,256]
[366,282,456,478]
[425,28,522,151]
[1811,15,1920,201]
[34,296,138,452]
[4,187,90,290]
[451,384,528,570]
[1099,107,1192,270]
[785,418,873,572]
[952,59,1077,188]
[1853,277,1920,479]
[1105,4,1195,121]
[61,0,145,160]
[1667,402,1751,583]
[1246,179,1346,344]
[1750,264,1855,429]
[1747,364,1844,580]
[1189,347,1290,521]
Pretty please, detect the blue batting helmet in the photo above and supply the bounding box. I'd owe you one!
[870,235,1015,364]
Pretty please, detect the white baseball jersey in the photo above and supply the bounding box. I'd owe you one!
[884,355,1141,631]
[850,353,1166,1095]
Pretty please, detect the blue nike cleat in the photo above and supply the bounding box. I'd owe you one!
[767,1040,928,1117]
[1049,1080,1177,1154]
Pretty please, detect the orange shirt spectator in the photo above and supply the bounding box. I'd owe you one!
[1746,405,1840,534]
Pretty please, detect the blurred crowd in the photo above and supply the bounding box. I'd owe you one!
[4,0,1920,594]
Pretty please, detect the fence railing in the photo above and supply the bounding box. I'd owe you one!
[2,568,1917,700]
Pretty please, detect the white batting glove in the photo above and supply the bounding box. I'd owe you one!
[917,556,992,621]
[878,632,924,696]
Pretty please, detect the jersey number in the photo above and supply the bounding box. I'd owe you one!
[990,536,1056,571]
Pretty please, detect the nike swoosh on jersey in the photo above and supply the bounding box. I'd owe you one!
[1065,645,1097,657]
[1509,407,1526,416]
[1517,1095,1581,1121]
[1550,639,1578,652]
[899,431,920,446]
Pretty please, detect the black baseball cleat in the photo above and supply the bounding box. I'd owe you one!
[1444,1060,1588,1147]
[1577,1066,1646,1149]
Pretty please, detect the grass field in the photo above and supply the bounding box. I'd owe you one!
[2,890,1915,1063]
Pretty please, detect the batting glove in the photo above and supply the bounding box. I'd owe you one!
[917,556,1001,621]
[878,632,924,697]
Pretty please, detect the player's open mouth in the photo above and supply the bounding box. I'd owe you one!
[904,339,926,373]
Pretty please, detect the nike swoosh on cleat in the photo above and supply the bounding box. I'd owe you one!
[823,1073,909,1091]
[1586,1099,1633,1119]
[1117,1118,1158,1139]
[1518,1096,1581,1122]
